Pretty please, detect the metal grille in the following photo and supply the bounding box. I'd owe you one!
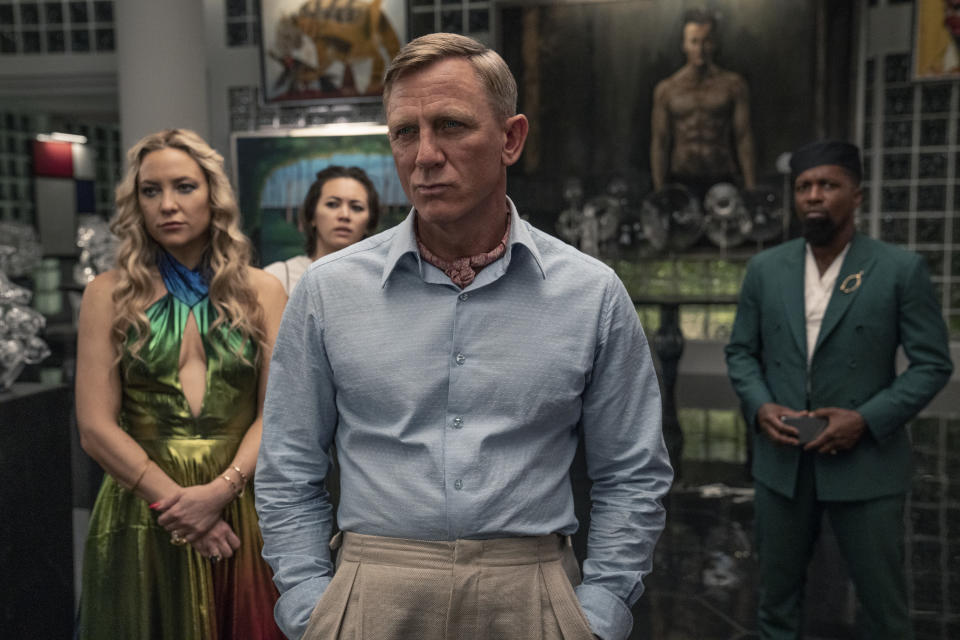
[861,51,959,338]
[0,112,36,224]
[904,413,960,639]
[225,0,260,48]
[0,0,115,55]
[409,0,493,44]
[227,85,387,133]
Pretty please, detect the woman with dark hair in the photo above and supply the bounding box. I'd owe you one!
[265,165,381,293]
[75,129,286,639]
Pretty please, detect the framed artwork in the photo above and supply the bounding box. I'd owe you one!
[231,124,409,266]
[914,0,960,80]
[497,0,853,262]
[258,0,406,105]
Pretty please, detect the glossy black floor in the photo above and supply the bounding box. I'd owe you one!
[58,407,958,640]
[630,481,835,640]
[604,451,960,640]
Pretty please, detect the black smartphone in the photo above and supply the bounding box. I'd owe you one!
[781,416,828,444]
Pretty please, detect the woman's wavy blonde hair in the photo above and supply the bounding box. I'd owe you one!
[109,128,266,363]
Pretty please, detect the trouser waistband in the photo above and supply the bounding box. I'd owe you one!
[333,531,567,568]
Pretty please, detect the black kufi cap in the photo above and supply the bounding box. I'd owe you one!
[789,140,862,182]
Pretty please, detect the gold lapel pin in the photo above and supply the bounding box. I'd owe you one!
[839,270,863,294]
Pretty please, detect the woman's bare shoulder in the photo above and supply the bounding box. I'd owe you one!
[82,269,122,301]
[247,266,287,303]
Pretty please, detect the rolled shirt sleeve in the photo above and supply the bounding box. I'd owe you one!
[576,272,674,640]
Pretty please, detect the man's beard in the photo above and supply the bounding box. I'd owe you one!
[802,216,837,246]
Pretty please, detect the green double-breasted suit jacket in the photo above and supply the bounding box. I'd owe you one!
[725,233,953,501]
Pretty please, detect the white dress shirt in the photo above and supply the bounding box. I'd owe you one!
[804,242,851,364]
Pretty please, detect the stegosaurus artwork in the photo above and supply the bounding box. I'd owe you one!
[266,0,402,101]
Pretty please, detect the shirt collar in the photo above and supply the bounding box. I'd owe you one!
[380,196,546,288]
[804,240,852,283]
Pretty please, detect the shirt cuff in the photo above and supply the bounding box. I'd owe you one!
[274,575,330,640]
[575,583,634,640]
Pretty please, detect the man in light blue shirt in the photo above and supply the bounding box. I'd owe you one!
[256,33,672,640]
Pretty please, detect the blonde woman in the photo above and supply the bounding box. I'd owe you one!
[265,165,380,293]
[75,129,286,639]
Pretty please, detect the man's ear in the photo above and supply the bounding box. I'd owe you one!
[502,114,529,167]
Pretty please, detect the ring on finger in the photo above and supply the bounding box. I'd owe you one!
[170,532,187,546]
[211,554,222,563]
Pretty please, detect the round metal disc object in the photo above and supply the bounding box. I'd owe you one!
[640,184,703,251]
[743,187,788,243]
[703,182,752,249]
[582,195,622,244]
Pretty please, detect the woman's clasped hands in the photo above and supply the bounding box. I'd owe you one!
[151,481,240,561]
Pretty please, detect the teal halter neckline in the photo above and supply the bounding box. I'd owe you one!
[157,251,209,308]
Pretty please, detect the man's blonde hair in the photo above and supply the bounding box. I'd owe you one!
[383,33,517,120]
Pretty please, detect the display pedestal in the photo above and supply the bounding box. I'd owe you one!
[0,382,74,638]
[634,295,740,481]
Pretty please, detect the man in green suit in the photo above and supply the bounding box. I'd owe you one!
[725,140,953,639]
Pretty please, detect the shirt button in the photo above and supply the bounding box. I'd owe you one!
[459,292,469,301]
[452,416,463,429]
[455,353,466,365]
[454,479,463,490]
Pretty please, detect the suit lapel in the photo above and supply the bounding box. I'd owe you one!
[778,241,807,359]
[814,233,876,355]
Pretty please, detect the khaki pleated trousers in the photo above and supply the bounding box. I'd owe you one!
[302,532,597,640]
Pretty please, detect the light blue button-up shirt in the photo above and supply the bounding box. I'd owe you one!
[256,199,672,640]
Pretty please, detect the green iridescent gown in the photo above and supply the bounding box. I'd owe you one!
[77,293,283,640]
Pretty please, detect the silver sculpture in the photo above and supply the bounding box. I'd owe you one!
[0,271,51,390]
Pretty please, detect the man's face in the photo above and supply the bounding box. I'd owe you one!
[682,22,716,68]
[945,0,960,38]
[793,164,862,247]
[385,58,523,231]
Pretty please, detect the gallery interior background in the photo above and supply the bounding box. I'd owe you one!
[0,0,958,637]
